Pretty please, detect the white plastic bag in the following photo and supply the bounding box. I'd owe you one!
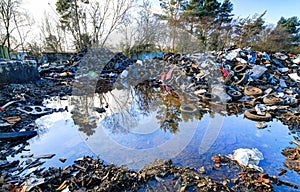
[230,148,264,171]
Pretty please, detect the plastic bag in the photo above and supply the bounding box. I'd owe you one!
[230,148,264,167]
[248,65,268,79]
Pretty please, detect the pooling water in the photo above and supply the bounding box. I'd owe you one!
[23,82,300,188]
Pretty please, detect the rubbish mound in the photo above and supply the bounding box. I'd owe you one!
[282,141,300,174]
[1,47,300,191]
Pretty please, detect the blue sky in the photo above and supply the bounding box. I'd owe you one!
[230,0,300,25]
[23,0,300,26]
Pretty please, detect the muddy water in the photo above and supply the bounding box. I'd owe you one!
[21,84,299,186]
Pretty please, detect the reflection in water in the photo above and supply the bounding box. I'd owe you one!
[157,93,182,133]
[70,77,206,137]
[70,95,100,136]
[133,80,158,114]
[39,80,299,185]
[50,74,205,169]
[32,49,299,187]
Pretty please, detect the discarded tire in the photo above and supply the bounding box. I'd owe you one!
[174,53,183,61]
[163,52,173,61]
[263,96,284,105]
[233,73,249,85]
[233,65,247,73]
[244,109,272,121]
[227,90,243,101]
[201,93,219,102]
[244,87,263,97]
[180,104,197,113]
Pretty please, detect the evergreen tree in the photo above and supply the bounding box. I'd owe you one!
[277,16,300,43]
[159,0,185,51]
[56,0,89,50]
[181,0,233,50]
[234,11,266,48]
[265,16,300,52]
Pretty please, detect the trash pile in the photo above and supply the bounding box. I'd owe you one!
[1,47,300,191]
[37,49,87,83]
[0,59,39,84]
[3,155,298,192]
[1,157,236,191]
[211,149,298,191]
[70,48,134,95]
[281,140,300,174]
[114,48,300,129]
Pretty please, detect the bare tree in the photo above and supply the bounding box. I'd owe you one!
[12,10,33,51]
[134,0,161,47]
[117,0,175,54]
[0,0,33,51]
[41,13,64,52]
[0,0,18,50]
[117,14,136,54]
[89,0,132,48]
[26,40,43,60]
[55,0,132,50]
[56,0,89,50]
[265,25,291,52]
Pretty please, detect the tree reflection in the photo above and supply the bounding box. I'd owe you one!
[133,80,159,114]
[70,95,101,136]
[71,77,209,136]
[156,92,182,133]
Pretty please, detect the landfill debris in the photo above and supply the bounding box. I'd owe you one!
[249,65,268,79]
[288,73,300,82]
[0,120,11,127]
[0,130,37,140]
[21,177,45,192]
[211,153,298,191]
[2,116,21,125]
[17,106,53,115]
[1,47,300,191]
[32,154,55,159]
[256,121,268,129]
[281,141,300,174]
[0,59,39,84]
[228,148,264,171]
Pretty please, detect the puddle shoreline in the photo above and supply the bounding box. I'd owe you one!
[19,93,299,190]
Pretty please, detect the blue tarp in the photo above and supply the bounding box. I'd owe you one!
[131,51,163,60]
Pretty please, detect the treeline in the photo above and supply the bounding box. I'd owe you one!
[132,0,300,53]
[0,0,299,55]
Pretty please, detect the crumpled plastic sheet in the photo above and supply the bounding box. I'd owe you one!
[288,73,300,82]
[211,85,231,103]
[22,177,45,192]
[255,104,267,115]
[228,148,264,172]
[225,48,240,60]
[292,56,300,64]
[236,57,247,64]
[248,65,268,79]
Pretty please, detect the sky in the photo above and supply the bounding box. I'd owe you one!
[230,0,300,25]
[19,0,300,47]
[21,0,300,26]
[22,0,59,22]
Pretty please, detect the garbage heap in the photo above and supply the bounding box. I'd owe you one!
[0,47,300,191]
[114,47,300,129]
[0,59,39,84]
[36,46,300,128]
